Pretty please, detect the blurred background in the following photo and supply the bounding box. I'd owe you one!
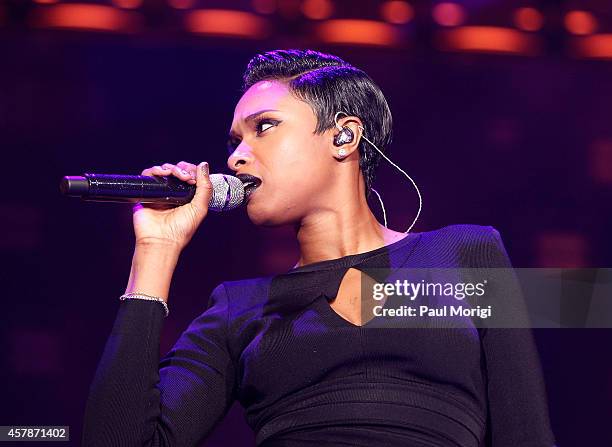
[1,0,611,445]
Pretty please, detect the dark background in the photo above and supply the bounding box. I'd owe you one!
[1,0,611,445]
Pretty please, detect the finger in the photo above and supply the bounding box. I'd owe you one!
[142,165,172,176]
[176,161,197,184]
[151,165,172,176]
[169,164,195,183]
[176,161,197,172]
[191,161,213,221]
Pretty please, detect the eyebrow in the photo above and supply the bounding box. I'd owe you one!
[229,109,279,138]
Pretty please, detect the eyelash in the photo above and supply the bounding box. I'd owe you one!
[227,118,280,153]
[255,118,280,135]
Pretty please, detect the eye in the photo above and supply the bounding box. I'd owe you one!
[255,118,280,135]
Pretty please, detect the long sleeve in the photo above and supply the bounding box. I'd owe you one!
[480,227,556,446]
[82,283,236,447]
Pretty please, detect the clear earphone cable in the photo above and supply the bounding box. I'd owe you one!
[358,126,422,234]
[369,187,387,228]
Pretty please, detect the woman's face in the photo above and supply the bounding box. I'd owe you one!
[227,80,335,226]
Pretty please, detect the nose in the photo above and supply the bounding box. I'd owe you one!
[227,144,253,173]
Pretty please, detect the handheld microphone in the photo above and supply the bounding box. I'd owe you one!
[60,173,259,212]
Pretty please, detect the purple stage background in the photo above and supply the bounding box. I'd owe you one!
[2,0,612,445]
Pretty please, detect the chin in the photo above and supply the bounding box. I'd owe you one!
[246,199,296,227]
[246,202,278,227]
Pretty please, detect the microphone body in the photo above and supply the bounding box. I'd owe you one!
[60,173,246,212]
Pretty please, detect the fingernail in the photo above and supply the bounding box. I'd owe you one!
[202,162,209,176]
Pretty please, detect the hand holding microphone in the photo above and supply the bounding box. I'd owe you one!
[61,160,261,300]
[132,161,214,251]
[61,160,241,302]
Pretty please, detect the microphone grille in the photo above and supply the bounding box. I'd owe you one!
[209,174,245,212]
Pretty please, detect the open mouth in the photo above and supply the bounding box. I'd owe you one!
[236,173,262,200]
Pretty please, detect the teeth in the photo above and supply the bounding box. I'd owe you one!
[237,175,261,190]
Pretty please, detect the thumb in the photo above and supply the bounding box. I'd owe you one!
[191,161,213,218]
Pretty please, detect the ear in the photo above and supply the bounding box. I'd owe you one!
[329,115,363,160]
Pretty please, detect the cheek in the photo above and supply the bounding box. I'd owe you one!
[250,126,332,223]
[273,142,327,202]
[270,135,329,196]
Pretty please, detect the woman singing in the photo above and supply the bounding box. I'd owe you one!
[82,49,555,446]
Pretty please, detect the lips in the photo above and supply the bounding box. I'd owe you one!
[236,173,262,200]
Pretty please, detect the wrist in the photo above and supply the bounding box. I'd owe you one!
[126,244,181,302]
[135,237,184,253]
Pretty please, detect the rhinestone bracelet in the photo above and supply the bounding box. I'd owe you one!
[119,292,169,317]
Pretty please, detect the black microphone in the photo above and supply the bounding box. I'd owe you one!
[60,173,261,212]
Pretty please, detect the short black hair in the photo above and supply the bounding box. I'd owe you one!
[242,49,393,197]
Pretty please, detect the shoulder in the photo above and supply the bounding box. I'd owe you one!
[419,223,498,243]
[211,275,276,315]
[220,275,274,297]
[413,224,511,268]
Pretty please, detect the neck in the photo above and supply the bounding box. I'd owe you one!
[292,191,406,268]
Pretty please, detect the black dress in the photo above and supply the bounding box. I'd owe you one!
[82,224,556,446]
